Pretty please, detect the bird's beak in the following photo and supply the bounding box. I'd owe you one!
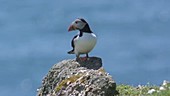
[68,24,76,32]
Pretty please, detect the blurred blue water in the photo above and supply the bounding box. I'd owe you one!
[0,0,170,96]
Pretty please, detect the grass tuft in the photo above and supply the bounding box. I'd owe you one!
[116,82,170,96]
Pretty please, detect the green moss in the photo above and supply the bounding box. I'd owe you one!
[55,74,82,92]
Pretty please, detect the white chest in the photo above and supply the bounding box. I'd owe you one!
[74,33,97,54]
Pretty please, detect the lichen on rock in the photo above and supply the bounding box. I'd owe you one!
[37,57,117,96]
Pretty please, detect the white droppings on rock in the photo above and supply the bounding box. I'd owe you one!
[79,70,87,73]
[67,81,71,85]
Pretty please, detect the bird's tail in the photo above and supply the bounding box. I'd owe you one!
[67,50,74,54]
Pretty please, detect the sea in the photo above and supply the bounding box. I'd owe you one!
[0,0,170,96]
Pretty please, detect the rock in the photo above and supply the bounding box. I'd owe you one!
[37,57,117,96]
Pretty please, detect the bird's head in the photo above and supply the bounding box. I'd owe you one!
[68,18,88,32]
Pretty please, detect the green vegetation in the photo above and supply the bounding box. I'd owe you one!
[116,82,170,96]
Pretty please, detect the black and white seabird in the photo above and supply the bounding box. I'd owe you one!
[68,18,97,60]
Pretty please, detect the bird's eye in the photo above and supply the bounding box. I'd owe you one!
[75,21,78,24]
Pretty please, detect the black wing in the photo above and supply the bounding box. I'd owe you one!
[71,34,78,49]
[67,35,78,54]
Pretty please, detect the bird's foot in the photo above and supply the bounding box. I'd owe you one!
[80,57,88,61]
[76,56,89,61]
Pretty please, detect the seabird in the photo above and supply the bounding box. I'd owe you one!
[68,18,97,60]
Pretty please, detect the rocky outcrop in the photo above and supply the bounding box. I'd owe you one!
[37,57,117,96]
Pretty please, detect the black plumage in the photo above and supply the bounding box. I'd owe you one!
[68,35,78,54]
